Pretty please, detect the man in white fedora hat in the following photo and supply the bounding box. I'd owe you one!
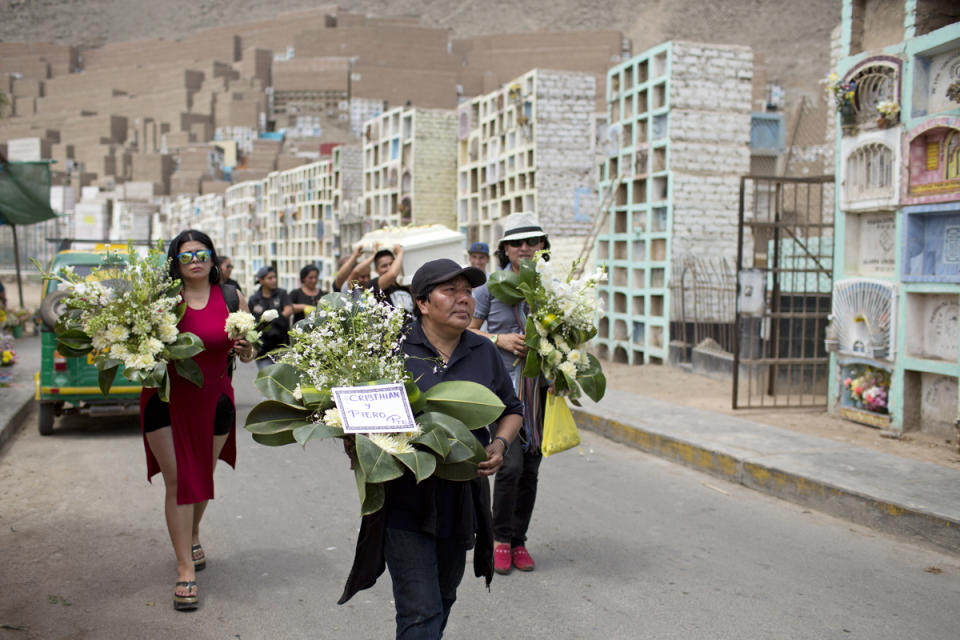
[469,210,551,576]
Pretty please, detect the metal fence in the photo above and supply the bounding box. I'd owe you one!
[669,255,738,360]
[0,218,66,276]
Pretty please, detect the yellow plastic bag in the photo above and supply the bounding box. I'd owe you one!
[541,392,580,457]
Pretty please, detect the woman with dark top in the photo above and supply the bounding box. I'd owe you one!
[247,265,293,369]
[140,229,255,611]
[469,211,551,577]
[217,255,243,293]
[289,264,325,324]
[339,258,523,639]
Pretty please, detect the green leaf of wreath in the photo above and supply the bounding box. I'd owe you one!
[293,422,343,446]
[97,365,119,395]
[487,270,524,305]
[422,381,505,428]
[245,400,312,434]
[254,363,303,406]
[174,357,204,388]
[165,331,204,359]
[355,434,405,484]
[410,421,451,458]
[579,353,607,403]
[434,461,479,481]
[252,430,298,446]
[417,411,486,464]
[394,449,437,483]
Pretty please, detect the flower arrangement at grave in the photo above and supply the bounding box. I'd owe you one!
[843,365,890,415]
[1,346,15,366]
[32,244,204,400]
[244,289,505,515]
[824,72,857,128]
[487,251,607,404]
[947,80,960,105]
[875,100,900,127]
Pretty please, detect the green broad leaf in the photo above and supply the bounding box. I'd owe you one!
[253,363,302,406]
[522,351,541,379]
[166,332,204,359]
[354,434,405,483]
[394,449,437,483]
[245,400,311,433]
[174,357,204,388]
[410,422,450,458]
[292,422,343,446]
[252,430,297,446]
[56,341,92,358]
[175,302,187,323]
[569,395,582,407]
[98,356,123,370]
[404,377,427,414]
[524,316,539,348]
[487,270,524,305]
[516,258,538,289]
[418,412,486,464]
[165,281,182,299]
[57,329,92,351]
[97,365,119,395]
[360,481,385,516]
[434,461,479,481]
[422,381,505,428]
[579,353,607,403]
[300,385,333,410]
[353,464,367,505]
[159,370,171,402]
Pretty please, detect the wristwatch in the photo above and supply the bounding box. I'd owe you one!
[490,334,499,345]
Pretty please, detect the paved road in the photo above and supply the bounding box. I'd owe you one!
[2,364,959,639]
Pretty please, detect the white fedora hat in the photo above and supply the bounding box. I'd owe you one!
[498,211,547,245]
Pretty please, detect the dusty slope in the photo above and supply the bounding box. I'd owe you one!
[0,0,840,94]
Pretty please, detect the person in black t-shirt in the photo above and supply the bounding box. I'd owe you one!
[247,266,293,369]
[369,245,414,314]
[289,264,325,324]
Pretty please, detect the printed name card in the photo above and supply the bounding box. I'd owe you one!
[332,383,417,433]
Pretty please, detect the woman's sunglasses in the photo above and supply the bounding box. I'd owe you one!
[505,237,544,248]
[177,249,212,265]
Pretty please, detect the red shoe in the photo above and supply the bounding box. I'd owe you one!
[494,543,512,575]
[511,545,535,571]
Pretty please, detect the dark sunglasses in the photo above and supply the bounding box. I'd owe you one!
[177,249,212,265]
[505,237,544,248]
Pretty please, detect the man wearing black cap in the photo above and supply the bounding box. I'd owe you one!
[339,258,523,639]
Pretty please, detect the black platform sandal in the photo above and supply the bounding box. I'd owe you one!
[192,544,206,571]
[173,581,198,611]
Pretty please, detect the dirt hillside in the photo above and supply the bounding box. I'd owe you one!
[0,0,840,96]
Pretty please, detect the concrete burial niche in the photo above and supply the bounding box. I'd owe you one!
[902,117,960,205]
[911,42,960,119]
[901,203,960,282]
[903,291,959,363]
[841,55,902,127]
[844,210,897,277]
[840,127,901,211]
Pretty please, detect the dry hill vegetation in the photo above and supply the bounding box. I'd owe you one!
[0,0,840,97]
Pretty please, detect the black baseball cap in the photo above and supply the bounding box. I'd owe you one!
[410,259,486,297]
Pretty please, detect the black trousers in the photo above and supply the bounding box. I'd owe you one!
[491,440,542,546]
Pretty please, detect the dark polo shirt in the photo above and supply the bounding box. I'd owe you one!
[385,320,522,535]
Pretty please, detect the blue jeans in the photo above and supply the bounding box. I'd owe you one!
[383,528,467,640]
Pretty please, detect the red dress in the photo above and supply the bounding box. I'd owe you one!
[140,284,237,505]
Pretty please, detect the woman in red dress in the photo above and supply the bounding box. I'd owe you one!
[140,229,255,610]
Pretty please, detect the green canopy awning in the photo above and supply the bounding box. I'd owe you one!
[0,159,58,225]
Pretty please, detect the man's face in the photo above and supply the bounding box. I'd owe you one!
[261,272,277,289]
[222,259,233,277]
[349,265,371,288]
[417,276,475,330]
[469,252,489,271]
[375,254,394,276]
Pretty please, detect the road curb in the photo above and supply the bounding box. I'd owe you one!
[0,394,32,452]
[572,407,960,555]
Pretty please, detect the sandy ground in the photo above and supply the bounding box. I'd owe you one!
[5,274,957,469]
[604,360,960,470]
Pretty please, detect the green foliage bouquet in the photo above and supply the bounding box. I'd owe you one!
[487,251,606,404]
[244,289,505,515]
[34,244,204,400]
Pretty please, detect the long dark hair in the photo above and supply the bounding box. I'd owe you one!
[167,229,221,284]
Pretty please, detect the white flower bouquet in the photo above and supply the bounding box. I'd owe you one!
[225,309,278,347]
[34,244,204,400]
[244,290,505,514]
[487,251,607,404]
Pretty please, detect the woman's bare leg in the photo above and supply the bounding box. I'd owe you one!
[191,433,230,548]
[146,427,196,598]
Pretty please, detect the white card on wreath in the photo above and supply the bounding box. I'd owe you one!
[332,383,417,433]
